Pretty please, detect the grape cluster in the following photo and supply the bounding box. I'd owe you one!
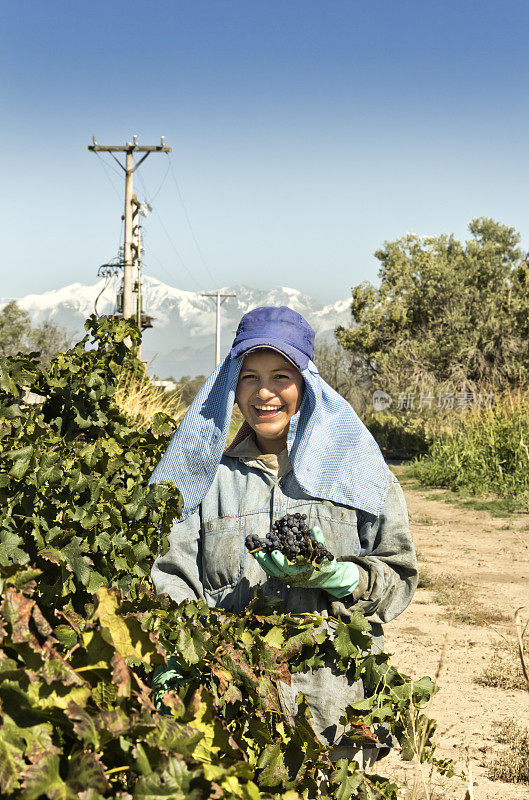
[245,512,334,565]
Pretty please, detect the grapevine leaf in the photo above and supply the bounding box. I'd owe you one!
[330,759,363,800]
[133,755,198,799]
[65,703,100,749]
[144,717,203,757]
[262,625,285,649]
[21,752,78,800]
[0,532,29,566]
[67,750,109,795]
[256,741,289,787]
[96,587,164,666]
[0,730,26,794]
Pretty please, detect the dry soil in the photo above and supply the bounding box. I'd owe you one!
[381,467,529,800]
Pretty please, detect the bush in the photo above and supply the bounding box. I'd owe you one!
[363,411,437,458]
[0,316,445,799]
[407,392,529,505]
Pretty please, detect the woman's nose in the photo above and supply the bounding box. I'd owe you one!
[256,385,275,399]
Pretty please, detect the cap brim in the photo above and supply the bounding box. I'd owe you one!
[230,337,309,371]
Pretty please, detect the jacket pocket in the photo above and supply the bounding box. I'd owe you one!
[309,502,360,559]
[202,516,245,594]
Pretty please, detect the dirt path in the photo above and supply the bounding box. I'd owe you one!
[381,468,529,800]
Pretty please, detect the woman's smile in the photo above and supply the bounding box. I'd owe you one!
[251,402,286,419]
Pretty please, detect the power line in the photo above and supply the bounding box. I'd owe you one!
[94,152,123,202]
[151,207,205,291]
[141,227,189,287]
[136,158,171,204]
[167,154,218,288]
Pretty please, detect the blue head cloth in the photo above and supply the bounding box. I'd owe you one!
[150,308,391,518]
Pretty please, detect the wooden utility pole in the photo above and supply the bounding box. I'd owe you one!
[201,292,237,367]
[88,136,171,321]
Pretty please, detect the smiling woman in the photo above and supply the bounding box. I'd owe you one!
[149,305,418,768]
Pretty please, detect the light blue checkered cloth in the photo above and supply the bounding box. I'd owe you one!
[149,356,390,518]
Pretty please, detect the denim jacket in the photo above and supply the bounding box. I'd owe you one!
[151,442,417,746]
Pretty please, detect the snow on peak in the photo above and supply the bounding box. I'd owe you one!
[5,275,351,378]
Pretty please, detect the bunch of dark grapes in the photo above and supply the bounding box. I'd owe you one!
[245,512,334,565]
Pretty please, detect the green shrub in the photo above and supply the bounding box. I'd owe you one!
[363,411,436,458]
[408,393,529,505]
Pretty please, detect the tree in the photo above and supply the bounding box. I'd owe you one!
[336,218,529,393]
[0,300,31,357]
[27,318,73,368]
[313,340,371,412]
[0,301,72,366]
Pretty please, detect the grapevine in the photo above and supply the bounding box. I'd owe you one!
[0,315,448,800]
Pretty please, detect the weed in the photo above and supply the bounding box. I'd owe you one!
[407,392,529,509]
[114,368,184,428]
[487,721,529,784]
[477,644,529,691]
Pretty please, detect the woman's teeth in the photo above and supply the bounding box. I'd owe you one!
[253,405,283,418]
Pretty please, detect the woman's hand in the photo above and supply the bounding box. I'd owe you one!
[253,527,360,599]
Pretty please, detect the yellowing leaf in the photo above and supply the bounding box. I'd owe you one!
[262,626,285,649]
[95,587,160,666]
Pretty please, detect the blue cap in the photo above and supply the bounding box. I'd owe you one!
[229,306,315,371]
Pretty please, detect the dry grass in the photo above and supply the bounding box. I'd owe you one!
[227,406,245,446]
[417,568,508,626]
[114,369,185,429]
[477,643,529,691]
[411,513,435,526]
[487,721,529,784]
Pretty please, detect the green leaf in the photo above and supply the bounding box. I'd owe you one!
[333,617,372,661]
[330,759,363,800]
[256,741,289,788]
[174,624,208,666]
[262,625,285,649]
[53,625,78,650]
[21,753,78,800]
[8,445,34,480]
[96,586,164,666]
[0,730,26,794]
[145,718,203,757]
[0,531,29,565]
[67,750,108,795]
[133,756,198,800]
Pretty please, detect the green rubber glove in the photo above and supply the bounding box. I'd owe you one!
[253,527,360,600]
[151,656,188,710]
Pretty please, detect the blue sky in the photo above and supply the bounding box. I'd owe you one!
[2,0,529,303]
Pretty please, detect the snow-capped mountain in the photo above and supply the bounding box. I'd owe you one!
[2,276,352,378]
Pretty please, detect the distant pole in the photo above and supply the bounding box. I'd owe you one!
[131,194,142,355]
[88,136,171,325]
[215,292,221,366]
[202,291,237,367]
